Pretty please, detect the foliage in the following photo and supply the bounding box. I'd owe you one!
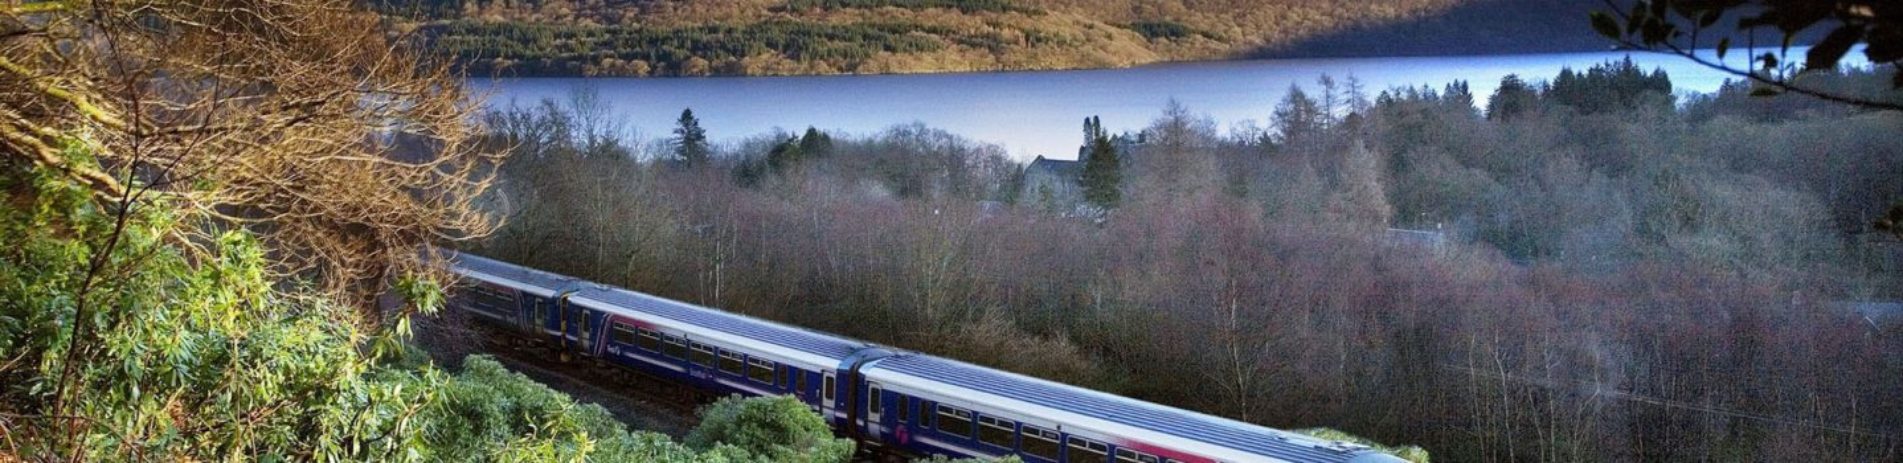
[1592,0,1903,109]
[1485,74,1541,120]
[481,66,1903,462]
[1545,57,1675,115]
[420,19,954,77]
[413,356,837,462]
[1,0,502,325]
[0,140,860,462]
[0,2,854,460]
[1297,429,1431,463]
[676,109,713,167]
[1079,116,1123,209]
[380,0,1609,77]
[1124,20,1197,41]
[784,0,1037,14]
[684,395,855,462]
[0,152,418,460]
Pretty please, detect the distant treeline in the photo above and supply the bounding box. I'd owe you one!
[1123,20,1208,41]
[781,0,1040,15]
[425,20,953,77]
[378,0,1616,77]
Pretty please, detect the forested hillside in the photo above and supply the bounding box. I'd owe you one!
[477,62,1903,461]
[373,0,1604,76]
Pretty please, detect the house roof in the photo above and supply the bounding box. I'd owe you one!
[1026,155,1083,178]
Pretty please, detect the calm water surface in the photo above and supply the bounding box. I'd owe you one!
[478,48,1839,161]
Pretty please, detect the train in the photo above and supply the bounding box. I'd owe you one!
[446,252,1406,463]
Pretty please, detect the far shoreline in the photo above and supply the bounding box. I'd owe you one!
[464,44,1658,81]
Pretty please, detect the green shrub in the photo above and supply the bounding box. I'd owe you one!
[0,146,843,462]
[685,395,856,462]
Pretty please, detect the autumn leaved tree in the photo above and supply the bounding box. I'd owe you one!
[1,0,500,322]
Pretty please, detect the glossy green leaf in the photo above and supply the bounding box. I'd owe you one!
[1591,12,1623,40]
[1806,25,1863,71]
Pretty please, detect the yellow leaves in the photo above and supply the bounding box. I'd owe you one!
[3,0,72,15]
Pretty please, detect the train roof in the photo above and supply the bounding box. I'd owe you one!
[575,286,869,361]
[449,252,867,363]
[450,252,582,296]
[869,352,1390,463]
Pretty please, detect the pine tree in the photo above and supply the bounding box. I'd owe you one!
[673,108,710,167]
[1079,116,1122,209]
[1487,74,1540,120]
[767,136,804,173]
[797,127,834,157]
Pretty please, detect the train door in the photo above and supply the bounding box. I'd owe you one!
[568,301,593,356]
[822,371,838,426]
[795,369,818,412]
[526,296,552,336]
[865,382,884,440]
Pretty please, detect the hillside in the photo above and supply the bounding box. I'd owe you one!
[376,0,1605,77]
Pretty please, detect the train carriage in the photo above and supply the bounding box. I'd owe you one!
[444,252,1405,463]
[568,285,868,417]
[858,354,1401,463]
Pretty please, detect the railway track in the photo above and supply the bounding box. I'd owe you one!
[418,320,916,462]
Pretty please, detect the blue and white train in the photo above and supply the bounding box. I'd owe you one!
[447,252,1406,463]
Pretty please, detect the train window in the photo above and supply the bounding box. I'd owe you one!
[463,285,516,315]
[918,401,933,428]
[637,329,662,351]
[795,369,808,392]
[663,336,687,359]
[1068,437,1109,463]
[1115,449,1160,463]
[868,384,883,415]
[977,416,1014,449]
[690,343,715,367]
[747,358,774,384]
[822,375,836,402]
[719,350,744,375]
[895,394,909,423]
[936,405,972,438]
[610,323,637,345]
[1021,425,1059,461]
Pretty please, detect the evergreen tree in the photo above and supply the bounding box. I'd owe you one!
[674,108,711,166]
[1079,116,1122,209]
[1487,74,1541,120]
[1079,116,1102,158]
[767,136,804,173]
[798,127,834,157]
[1546,60,1674,114]
[1441,80,1476,115]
